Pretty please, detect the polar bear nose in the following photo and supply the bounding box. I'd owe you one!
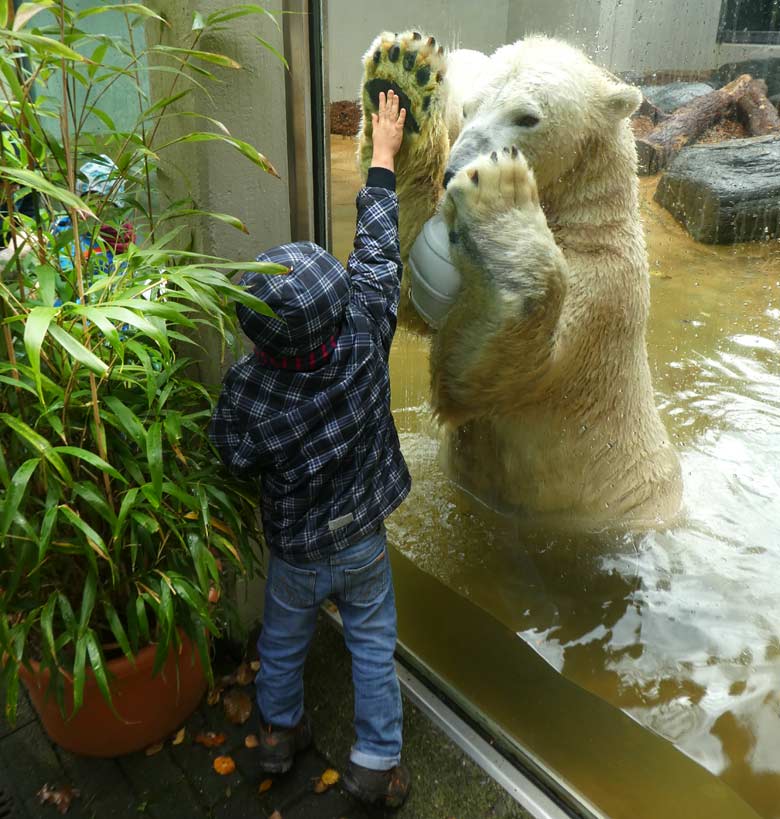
[443,170,455,188]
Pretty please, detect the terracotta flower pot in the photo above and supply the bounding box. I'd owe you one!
[19,632,208,757]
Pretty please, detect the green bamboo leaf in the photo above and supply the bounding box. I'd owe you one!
[158,208,248,233]
[54,447,126,483]
[206,4,280,30]
[114,487,139,542]
[152,45,240,69]
[58,592,77,635]
[12,2,55,32]
[0,458,39,543]
[136,596,150,644]
[86,105,117,133]
[23,305,58,401]
[0,29,86,61]
[0,168,94,216]
[72,481,117,527]
[131,510,159,533]
[154,132,279,177]
[37,502,58,563]
[77,3,167,23]
[77,307,122,356]
[125,597,139,653]
[0,0,8,28]
[254,35,288,69]
[41,594,58,660]
[191,621,213,687]
[85,629,122,717]
[0,374,37,397]
[60,505,111,564]
[87,41,109,78]
[78,572,97,633]
[34,264,57,306]
[90,306,167,348]
[152,582,174,675]
[72,634,86,714]
[47,323,108,375]
[192,10,205,30]
[102,396,145,447]
[0,414,71,481]
[104,603,134,664]
[146,421,163,506]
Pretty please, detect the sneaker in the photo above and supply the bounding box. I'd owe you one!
[343,760,411,809]
[257,713,313,774]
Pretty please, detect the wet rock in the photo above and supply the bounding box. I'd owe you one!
[715,57,780,98]
[654,135,780,243]
[640,82,715,114]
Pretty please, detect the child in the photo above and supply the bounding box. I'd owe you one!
[210,90,411,808]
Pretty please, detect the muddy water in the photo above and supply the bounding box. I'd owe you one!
[330,137,780,817]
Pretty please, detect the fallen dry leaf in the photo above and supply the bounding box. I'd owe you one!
[312,767,340,793]
[320,768,340,786]
[213,755,236,776]
[195,731,226,748]
[235,662,254,686]
[244,733,259,748]
[223,688,252,725]
[250,659,260,672]
[172,727,186,746]
[207,687,222,706]
[37,784,80,815]
[269,812,283,819]
[208,585,220,604]
[258,778,273,794]
[144,741,164,756]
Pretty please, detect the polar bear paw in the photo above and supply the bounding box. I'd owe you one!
[361,31,446,136]
[445,147,540,220]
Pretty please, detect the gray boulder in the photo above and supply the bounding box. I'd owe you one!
[640,82,715,114]
[715,58,780,98]
[654,135,780,244]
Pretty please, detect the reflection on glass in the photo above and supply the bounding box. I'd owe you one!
[327,3,780,817]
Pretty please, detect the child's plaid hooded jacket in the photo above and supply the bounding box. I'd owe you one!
[210,178,411,563]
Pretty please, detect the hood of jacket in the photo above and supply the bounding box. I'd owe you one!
[237,241,350,357]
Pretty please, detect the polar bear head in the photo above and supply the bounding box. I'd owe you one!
[444,36,642,191]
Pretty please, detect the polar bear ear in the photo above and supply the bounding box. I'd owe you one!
[602,82,642,121]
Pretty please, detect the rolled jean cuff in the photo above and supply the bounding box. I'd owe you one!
[350,747,401,771]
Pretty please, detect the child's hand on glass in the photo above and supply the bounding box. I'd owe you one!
[371,90,406,172]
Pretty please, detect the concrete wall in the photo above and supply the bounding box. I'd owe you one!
[327,0,510,100]
[148,2,290,273]
[506,0,601,54]
[327,0,764,89]
[37,0,151,134]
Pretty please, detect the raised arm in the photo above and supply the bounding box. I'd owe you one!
[348,90,406,350]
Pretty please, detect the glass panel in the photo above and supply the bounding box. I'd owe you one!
[325,3,780,816]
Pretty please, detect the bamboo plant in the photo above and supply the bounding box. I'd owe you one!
[0,1,285,721]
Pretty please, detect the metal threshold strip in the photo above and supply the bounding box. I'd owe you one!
[323,607,575,819]
[394,661,573,819]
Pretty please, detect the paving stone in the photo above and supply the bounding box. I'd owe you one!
[0,721,66,819]
[118,746,209,819]
[0,688,35,740]
[52,751,136,819]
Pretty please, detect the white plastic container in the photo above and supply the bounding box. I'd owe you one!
[408,212,462,328]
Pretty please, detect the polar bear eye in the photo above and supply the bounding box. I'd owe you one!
[515,114,540,128]
[462,106,468,119]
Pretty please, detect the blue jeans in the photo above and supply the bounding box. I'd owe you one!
[257,525,402,771]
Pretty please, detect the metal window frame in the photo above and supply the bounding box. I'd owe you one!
[282,0,332,250]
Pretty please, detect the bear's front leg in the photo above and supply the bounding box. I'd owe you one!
[431,147,568,427]
[358,32,450,300]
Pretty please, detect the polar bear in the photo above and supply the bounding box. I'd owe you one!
[357,32,682,528]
